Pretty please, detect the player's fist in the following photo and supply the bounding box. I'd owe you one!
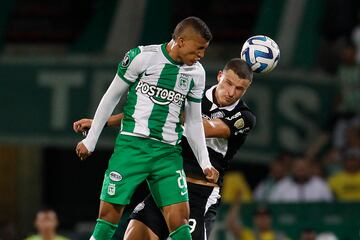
[73,119,93,135]
[76,141,92,160]
[203,167,219,184]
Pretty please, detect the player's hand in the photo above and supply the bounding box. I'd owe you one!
[203,167,219,183]
[76,141,92,160]
[73,119,93,135]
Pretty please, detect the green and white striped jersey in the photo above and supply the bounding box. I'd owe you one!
[117,43,206,145]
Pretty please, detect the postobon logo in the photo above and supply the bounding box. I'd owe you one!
[135,80,186,106]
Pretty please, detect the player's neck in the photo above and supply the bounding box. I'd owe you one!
[40,231,56,240]
[213,87,221,107]
[166,40,182,63]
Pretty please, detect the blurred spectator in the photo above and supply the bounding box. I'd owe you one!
[346,116,360,148]
[24,208,69,240]
[225,194,255,240]
[250,207,289,240]
[351,10,360,64]
[328,148,360,201]
[269,157,333,202]
[337,44,360,118]
[306,43,360,159]
[254,159,288,202]
[320,44,360,153]
[316,232,338,240]
[0,222,15,240]
[300,228,317,240]
[322,148,342,177]
[221,171,252,204]
[309,160,325,178]
[226,199,289,240]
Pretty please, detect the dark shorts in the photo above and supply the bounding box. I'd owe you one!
[128,182,221,239]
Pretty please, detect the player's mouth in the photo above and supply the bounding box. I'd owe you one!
[225,97,233,102]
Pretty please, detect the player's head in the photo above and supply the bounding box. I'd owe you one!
[300,228,317,240]
[215,58,253,107]
[253,207,272,231]
[171,16,212,65]
[34,208,59,235]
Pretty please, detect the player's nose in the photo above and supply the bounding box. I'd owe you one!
[197,50,205,59]
[228,87,235,97]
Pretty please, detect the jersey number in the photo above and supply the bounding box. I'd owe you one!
[189,218,197,233]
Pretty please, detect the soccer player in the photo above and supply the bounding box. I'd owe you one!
[74,58,255,239]
[75,16,219,240]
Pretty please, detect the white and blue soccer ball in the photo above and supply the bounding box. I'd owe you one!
[241,35,280,73]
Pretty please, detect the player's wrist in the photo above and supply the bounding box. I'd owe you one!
[200,159,212,172]
[82,138,95,152]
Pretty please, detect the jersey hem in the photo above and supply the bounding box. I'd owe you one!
[120,131,178,146]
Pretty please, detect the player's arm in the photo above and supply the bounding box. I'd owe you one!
[76,47,145,160]
[73,113,123,134]
[184,100,219,183]
[76,76,129,160]
[74,114,226,137]
[203,118,231,138]
[202,108,256,139]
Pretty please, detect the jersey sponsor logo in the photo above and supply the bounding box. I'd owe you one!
[121,53,130,67]
[178,74,190,91]
[234,126,250,135]
[144,70,153,76]
[108,183,116,196]
[234,118,245,129]
[135,80,186,106]
[226,111,242,121]
[133,201,145,213]
[109,171,122,182]
[211,111,225,119]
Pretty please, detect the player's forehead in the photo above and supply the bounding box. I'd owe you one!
[37,211,56,219]
[181,28,209,47]
[222,69,251,87]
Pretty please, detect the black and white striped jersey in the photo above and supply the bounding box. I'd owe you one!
[182,85,256,187]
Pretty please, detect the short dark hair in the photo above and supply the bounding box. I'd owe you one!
[36,206,56,215]
[172,16,212,41]
[223,58,253,82]
[254,206,271,216]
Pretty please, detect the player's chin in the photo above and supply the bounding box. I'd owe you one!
[186,59,197,65]
[225,98,235,105]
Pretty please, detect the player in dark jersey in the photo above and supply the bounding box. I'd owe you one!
[73,58,255,240]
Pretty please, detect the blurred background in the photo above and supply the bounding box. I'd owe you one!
[0,0,359,239]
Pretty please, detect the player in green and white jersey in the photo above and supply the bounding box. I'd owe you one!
[75,17,219,240]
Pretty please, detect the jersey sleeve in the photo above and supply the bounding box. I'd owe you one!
[187,65,206,103]
[117,47,143,85]
[221,110,256,137]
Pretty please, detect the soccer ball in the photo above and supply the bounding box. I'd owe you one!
[241,35,280,73]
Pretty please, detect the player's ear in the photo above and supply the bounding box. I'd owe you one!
[217,71,223,83]
[177,37,185,48]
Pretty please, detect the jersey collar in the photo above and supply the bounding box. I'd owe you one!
[205,85,240,111]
